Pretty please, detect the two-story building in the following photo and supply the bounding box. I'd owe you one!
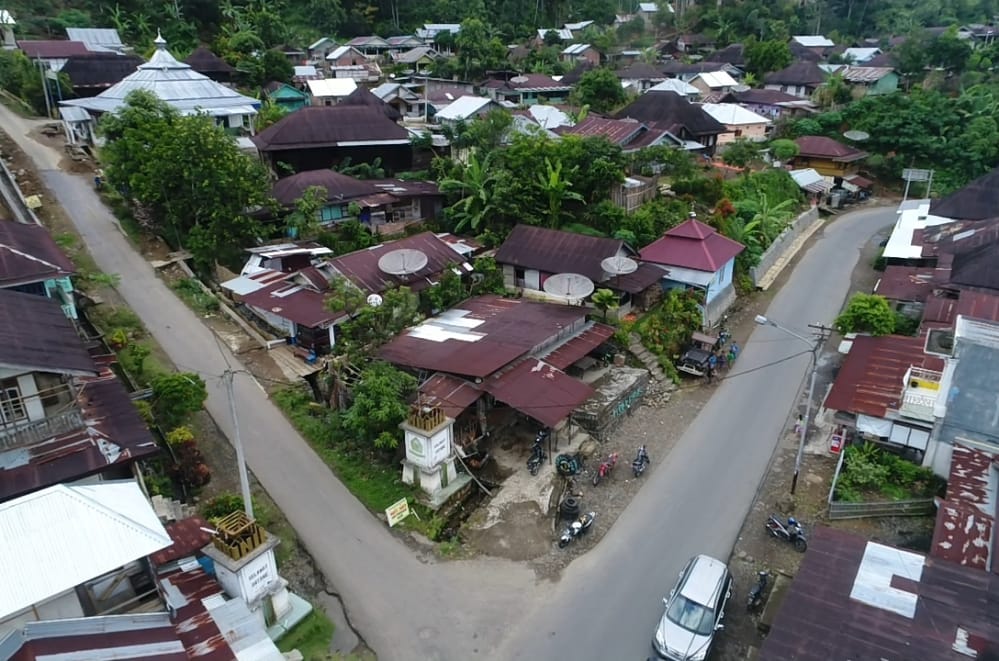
[792,135,868,179]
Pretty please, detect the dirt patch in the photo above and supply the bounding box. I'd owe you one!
[463,501,553,562]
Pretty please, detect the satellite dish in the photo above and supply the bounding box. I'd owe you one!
[543,273,595,299]
[843,129,870,141]
[366,294,383,307]
[510,75,529,84]
[378,248,429,277]
[601,256,639,276]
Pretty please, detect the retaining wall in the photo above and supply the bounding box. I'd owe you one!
[749,206,821,288]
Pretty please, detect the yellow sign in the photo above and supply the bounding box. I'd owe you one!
[385,498,411,527]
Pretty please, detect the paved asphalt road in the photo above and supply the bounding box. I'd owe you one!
[1,102,893,661]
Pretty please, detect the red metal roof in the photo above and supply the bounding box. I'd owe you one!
[417,373,480,419]
[494,225,627,283]
[844,173,874,188]
[378,295,589,378]
[7,615,186,661]
[823,333,945,418]
[638,219,744,272]
[484,358,594,428]
[0,220,77,287]
[329,231,465,295]
[150,516,214,566]
[157,566,237,661]
[18,40,90,58]
[761,526,999,661]
[874,265,943,301]
[542,323,614,370]
[795,135,868,162]
[931,444,996,572]
[239,279,339,328]
[561,116,660,148]
[923,290,999,328]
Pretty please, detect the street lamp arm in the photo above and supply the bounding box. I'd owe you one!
[754,314,814,350]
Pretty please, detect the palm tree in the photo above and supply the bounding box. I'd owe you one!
[438,153,496,232]
[537,157,585,228]
[592,288,619,321]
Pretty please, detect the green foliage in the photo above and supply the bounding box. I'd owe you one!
[769,138,800,162]
[126,342,151,377]
[893,311,921,336]
[637,289,705,381]
[276,609,335,658]
[316,219,376,255]
[592,288,619,321]
[202,492,247,521]
[341,362,417,450]
[744,38,792,77]
[0,49,72,115]
[133,399,154,427]
[151,372,207,430]
[835,293,897,335]
[284,185,327,240]
[423,265,466,312]
[835,443,944,502]
[572,68,628,114]
[470,255,505,294]
[721,138,764,168]
[254,100,288,133]
[337,286,421,355]
[165,425,195,447]
[171,277,220,315]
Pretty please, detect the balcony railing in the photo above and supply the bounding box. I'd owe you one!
[898,366,943,422]
[0,409,87,451]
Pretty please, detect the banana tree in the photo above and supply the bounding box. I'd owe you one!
[537,157,585,228]
[438,153,496,232]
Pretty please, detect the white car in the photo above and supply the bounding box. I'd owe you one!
[652,554,732,661]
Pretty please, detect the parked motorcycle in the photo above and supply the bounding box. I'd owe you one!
[527,429,549,476]
[631,445,650,477]
[592,452,619,486]
[765,514,808,552]
[558,511,595,548]
[747,570,770,612]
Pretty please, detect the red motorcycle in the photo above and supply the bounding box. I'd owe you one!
[592,452,619,486]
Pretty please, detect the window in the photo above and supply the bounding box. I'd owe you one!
[734,129,743,137]
[319,205,346,223]
[0,379,26,424]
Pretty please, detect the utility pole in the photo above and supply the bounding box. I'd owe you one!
[224,368,254,518]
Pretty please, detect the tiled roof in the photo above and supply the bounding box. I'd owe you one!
[823,333,944,417]
[638,219,744,272]
[795,135,868,161]
[0,220,76,287]
[252,106,409,151]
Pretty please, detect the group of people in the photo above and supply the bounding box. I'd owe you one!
[705,341,739,383]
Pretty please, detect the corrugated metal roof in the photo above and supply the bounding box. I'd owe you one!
[496,225,633,283]
[700,102,770,126]
[306,77,357,97]
[17,40,89,59]
[328,231,466,295]
[65,28,124,51]
[647,78,699,95]
[484,358,594,427]
[0,289,96,375]
[418,373,480,419]
[435,95,494,121]
[931,443,996,571]
[792,35,835,47]
[541,323,615,370]
[0,480,171,619]
[874,265,944,301]
[0,219,77,287]
[4,613,187,660]
[691,70,737,89]
[841,65,895,83]
[639,218,744,272]
[789,168,828,194]
[150,516,214,566]
[930,166,999,221]
[252,105,409,150]
[795,135,867,161]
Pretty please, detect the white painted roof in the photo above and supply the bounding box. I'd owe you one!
[647,78,699,95]
[562,43,592,55]
[564,20,594,31]
[792,35,835,48]
[307,77,358,98]
[308,37,335,51]
[294,65,318,77]
[883,200,953,260]
[0,9,15,25]
[538,28,573,41]
[700,102,770,126]
[843,47,881,63]
[0,481,171,620]
[789,168,828,193]
[850,541,924,619]
[529,104,572,129]
[66,27,125,52]
[691,71,737,89]
[435,95,493,121]
[326,45,363,60]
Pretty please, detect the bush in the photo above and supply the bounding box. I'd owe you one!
[835,293,896,335]
[835,443,944,501]
[202,492,247,520]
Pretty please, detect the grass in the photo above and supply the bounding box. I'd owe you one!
[103,189,145,244]
[172,277,221,316]
[277,608,335,660]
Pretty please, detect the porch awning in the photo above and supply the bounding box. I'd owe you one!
[484,359,594,428]
[542,323,615,370]
[418,373,480,419]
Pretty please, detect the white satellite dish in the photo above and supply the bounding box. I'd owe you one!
[543,273,595,299]
[378,248,429,277]
[601,256,639,276]
[367,293,383,307]
[510,75,529,84]
[843,129,870,141]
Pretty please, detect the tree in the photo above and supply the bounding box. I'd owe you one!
[423,265,466,312]
[151,372,207,429]
[337,286,421,355]
[769,138,800,162]
[834,293,897,335]
[285,185,327,239]
[592,288,619,321]
[537,157,585,227]
[254,99,287,132]
[572,68,627,114]
[721,138,764,168]
[438,152,497,232]
[342,361,417,449]
[744,39,793,77]
[470,255,505,294]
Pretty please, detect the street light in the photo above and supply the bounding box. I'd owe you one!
[754,315,822,495]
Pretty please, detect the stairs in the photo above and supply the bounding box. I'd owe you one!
[628,333,667,382]
[151,494,197,523]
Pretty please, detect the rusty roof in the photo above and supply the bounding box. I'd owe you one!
[329,231,465,295]
[150,516,214,566]
[0,289,97,376]
[924,290,999,328]
[417,373,480,419]
[495,225,629,282]
[378,295,589,378]
[761,526,999,661]
[6,613,187,661]
[874,265,944,301]
[824,333,945,417]
[18,39,90,58]
[541,323,614,370]
[560,116,662,149]
[239,278,339,328]
[932,444,997,572]
[0,358,161,502]
[157,566,234,661]
[483,358,594,428]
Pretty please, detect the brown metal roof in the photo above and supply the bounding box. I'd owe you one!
[795,135,868,162]
[240,279,339,328]
[18,40,90,58]
[252,106,409,151]
[614,90,726,136]
[612,262,664,294]
[484,358,594,428]
[61,53,145,89]
[874,265,943,301]
[418,373,480,419]
[495,225,627,282]
[761,526,999,661]
[270,168,378,206]
[150,516,214,566]
[931,167,999,220]
[824,333,944,418]
[0,220,77,287]
[157,565,235,661]
[932,444,996,572]
[183,46,235,74]
[542,323,614,370]
[7,615,186,661]
[329,231,464,295]
[0,289,96,375]
[764,60,827,85]
[561,116,665,149]
[378,295,589,378]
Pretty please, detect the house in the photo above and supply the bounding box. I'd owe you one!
[615,61,668,92]
[536,28,573,43]
[687,70,738,97]
[931,165,999,220]
[391,45,440,73]
[718,88,817,120]
[561,61,596,85]
[371,82,427,118]
[842,46,882,63]
[385,35,426,53]
[793,135,868,178]
[65,27,127,54]
[789,168,831,205]
[704,43,745,68]
[839,65,899,95]
[527,104,572,129]
[558,116,672,152]
[345,35,389,56]
[339,85,403,121]
[790,34,835,57]
[279,43,307,63]
[957,23,999,48]
[561,43,601,66]
[307,36,338,64]
[615,90,726,155]
[325,44,368,67]
[481,73,572,105]
[760,527,999,661]
[17,39,90,69]
[699,103,771,144]
[252,105,412,173]
[306,77,358,105]
[0,219,77,318]
[182,46,235,83]
[647,78,700,99]
[434,95,499,124]
[262,81,310,113]
[564,20,595,35]
[661,60,742,82]
[764,61,827,98]
[415,23,461,48]
[673,33,715,55]
[293,64,322,83]
[495,225,665,313]
[0,481,171,632]
[638,217,745,324]
[59,53,145,97]
[60,34,259,134]
[0,290,159,502]
[268,168,442,232]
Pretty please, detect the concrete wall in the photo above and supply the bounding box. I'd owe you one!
[749,206,821,288]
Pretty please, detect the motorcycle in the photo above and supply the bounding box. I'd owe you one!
[558,511,595,548]
[765,514,808,552]
[592,452,619,486]
[747,570,770,612]
[527,428,549,476]
[631,445,650,477]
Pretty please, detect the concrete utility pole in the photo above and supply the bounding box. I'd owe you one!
[224,368,255,518]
